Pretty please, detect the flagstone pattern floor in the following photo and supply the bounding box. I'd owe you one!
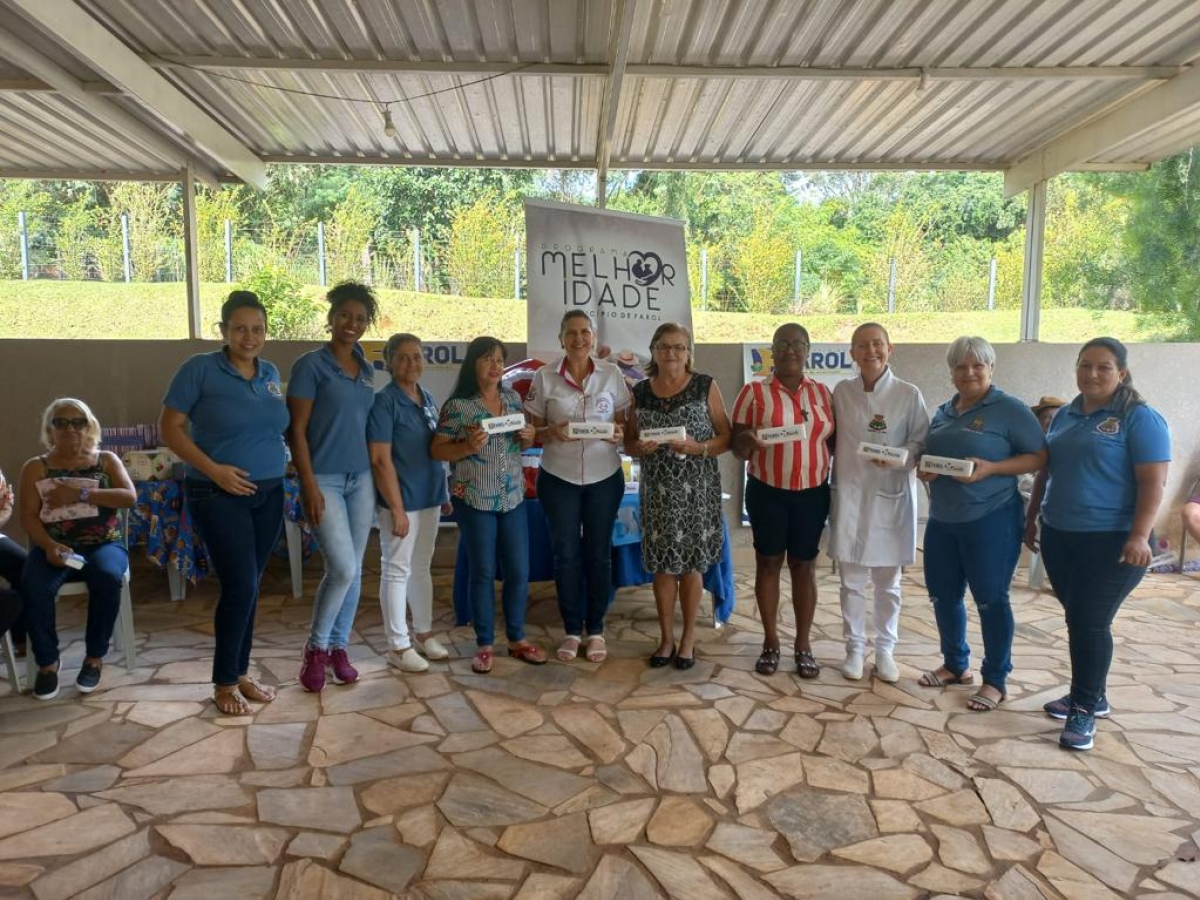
[2,552,1200,900]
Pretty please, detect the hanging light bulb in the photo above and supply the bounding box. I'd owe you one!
[382,106,396,138]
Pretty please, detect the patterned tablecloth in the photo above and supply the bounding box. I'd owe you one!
[128,478,314,585]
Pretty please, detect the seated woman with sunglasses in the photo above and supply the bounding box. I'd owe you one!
[17,398,135,700]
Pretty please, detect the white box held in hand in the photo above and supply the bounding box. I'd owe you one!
[567,421,615,439]
[641,426,686,442]
[856,442,909,466]
[480,413,526,435]
[919,455,976,477]
[758,422,808,444]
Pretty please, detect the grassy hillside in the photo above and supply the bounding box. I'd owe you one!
[0,280,1188,343]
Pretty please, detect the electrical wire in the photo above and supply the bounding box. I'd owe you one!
[150,52,538,109]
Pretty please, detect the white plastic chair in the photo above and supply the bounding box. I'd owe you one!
[1,577,19,693]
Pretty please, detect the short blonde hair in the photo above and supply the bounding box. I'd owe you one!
[41,397,102,452]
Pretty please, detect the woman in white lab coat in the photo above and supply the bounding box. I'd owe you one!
[829,323,930,683]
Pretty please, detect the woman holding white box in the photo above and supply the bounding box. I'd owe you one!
[626,323,731,670]
[918,336,1046,712]
[431,336,545,673]
[731,323,835,679]
[525,310,629,664]
[829,323,930,683]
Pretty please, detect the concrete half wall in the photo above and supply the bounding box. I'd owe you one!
[1,338,1197,550]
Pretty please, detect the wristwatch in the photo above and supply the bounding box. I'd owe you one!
[78,487,91,503]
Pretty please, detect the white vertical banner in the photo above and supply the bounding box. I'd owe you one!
[525,199,691,365]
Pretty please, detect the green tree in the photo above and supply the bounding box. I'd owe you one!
[237,265,323,340]
[1114,151,1200,336]
[445,190,521,298]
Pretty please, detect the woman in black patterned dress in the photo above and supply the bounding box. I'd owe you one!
[625,323,731,669]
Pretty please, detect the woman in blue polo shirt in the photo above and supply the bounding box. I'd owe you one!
[368,333,451,673]
[288,281,379,693]
[1025,337,1170,751]
[161,291,289,716]
[918,336,1046,712]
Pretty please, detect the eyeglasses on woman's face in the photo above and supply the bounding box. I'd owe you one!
[52,417,88,430]
[771,338,809,354]
[655,342,689,354]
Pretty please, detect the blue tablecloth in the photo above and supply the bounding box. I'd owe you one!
[128,478,313,585]
[452,494,736,626]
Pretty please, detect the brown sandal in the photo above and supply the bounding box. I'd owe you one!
[919,667,975,687]
[237,676,277,703]
[212,684,252,716]
[796,650,820,679]
[755,647,780,675]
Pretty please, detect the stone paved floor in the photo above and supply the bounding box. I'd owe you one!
[3,550,1200,900]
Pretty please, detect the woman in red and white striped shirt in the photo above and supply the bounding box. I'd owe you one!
[731,323,836,678]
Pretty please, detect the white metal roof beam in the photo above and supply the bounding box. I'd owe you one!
[595,0,637,206]
[1005,63,1200,197]
[0,78,119,93]
[256,154,1150,173]
[0,29,221,188]
[7,0,267,188]
[147,57,1180,82]
[0,167,235,182]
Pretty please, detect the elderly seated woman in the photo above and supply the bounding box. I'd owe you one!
[17,398,135,700]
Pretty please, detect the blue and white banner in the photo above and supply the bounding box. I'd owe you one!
[525,199,691,365]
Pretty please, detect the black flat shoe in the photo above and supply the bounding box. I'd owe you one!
[674,654,695,670]
[649,644,676,668]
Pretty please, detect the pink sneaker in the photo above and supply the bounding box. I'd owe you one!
[299,644,328,693]
[328,647,359,685]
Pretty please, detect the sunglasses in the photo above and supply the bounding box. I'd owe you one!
[51,417,88,430]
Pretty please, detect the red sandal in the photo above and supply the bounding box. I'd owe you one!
[471,648,494,674]
[507,642,548,665]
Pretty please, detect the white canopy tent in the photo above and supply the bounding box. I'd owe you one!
[4,0,1200,338]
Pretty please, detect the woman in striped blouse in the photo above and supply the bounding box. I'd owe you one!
[431,336,547,674]
[731,323,836,679]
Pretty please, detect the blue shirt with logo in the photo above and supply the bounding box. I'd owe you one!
[287,344,376,474]
[366,381,448,511]
[163,350,289,482]
[1041,396,1171,532]
[925,386,1046,524]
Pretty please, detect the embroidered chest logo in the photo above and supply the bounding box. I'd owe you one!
[868,414,887,433]
[966,416,985,433]
[594,393,614,417]
[267,381,282,397]
[1096,416,1121,435]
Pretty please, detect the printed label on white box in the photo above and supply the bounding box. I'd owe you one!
[758,423,808,444]
[567,421,615,439]
[856,442,909,466]
[480,413,526,434]
[641,426,687,442]
[918,455,976,477]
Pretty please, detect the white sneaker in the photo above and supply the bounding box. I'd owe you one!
[874,650,899,683]
[841,651,864,680]
[415,636,450,660]
[390,648,429,673]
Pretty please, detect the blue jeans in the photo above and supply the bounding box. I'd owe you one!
[923,496,1023,691]
[1040,524,1145,714]
[309,470,376,649]
[538,468,624,637]
[22,542,127,668]
[188,478,283,685]
[454,499,529,646]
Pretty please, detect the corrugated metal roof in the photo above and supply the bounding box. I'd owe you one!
[2,0,1200,186]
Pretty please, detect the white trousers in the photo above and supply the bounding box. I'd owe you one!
[838,561,902,655]
[378,506,440,650]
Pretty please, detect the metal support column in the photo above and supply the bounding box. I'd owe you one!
[182,165,202,339]
[1020,181,1047,343]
